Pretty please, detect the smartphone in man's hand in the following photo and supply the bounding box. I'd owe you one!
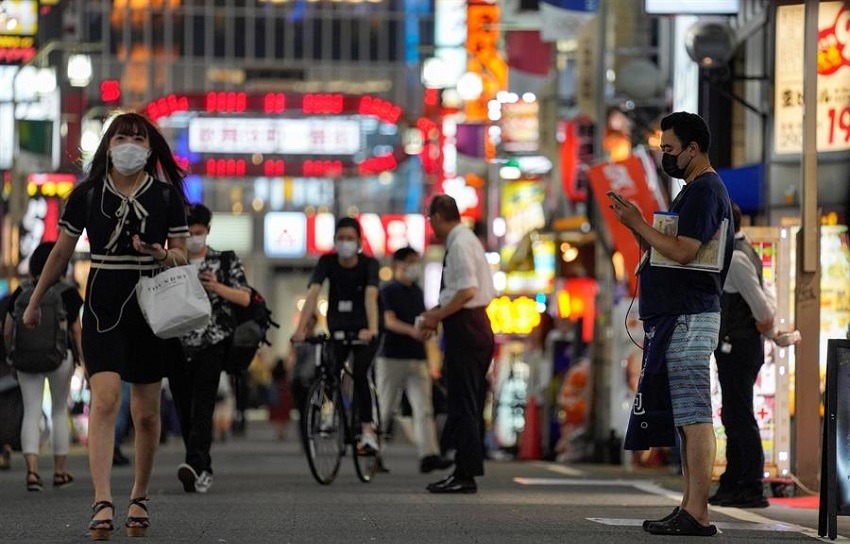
[606,191,630,207]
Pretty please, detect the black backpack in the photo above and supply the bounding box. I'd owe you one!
[221,251,279,374]
[9,282,70,374]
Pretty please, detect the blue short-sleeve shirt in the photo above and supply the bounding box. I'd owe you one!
[638,171,734,319]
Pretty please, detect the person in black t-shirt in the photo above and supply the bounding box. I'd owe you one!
[377,247,452,474]
[291,217,381,452]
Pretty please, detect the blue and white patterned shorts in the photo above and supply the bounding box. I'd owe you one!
[666,312,720,427]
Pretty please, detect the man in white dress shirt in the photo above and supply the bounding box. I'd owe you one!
[711,202,776,508]
[418,194,495,494]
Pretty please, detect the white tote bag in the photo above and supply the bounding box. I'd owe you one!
[135,264,211,339]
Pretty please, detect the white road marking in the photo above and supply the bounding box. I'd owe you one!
[516,471,845,540]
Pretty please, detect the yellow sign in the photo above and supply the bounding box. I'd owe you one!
[465,2,508,123]
[487,296,541,335]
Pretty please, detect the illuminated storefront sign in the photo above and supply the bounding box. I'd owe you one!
[149,92,405,177]
[556,277,598,343]
[502,237,555,294]
[26,173,74,198]
[0,1,38,35]
[465,1,508,123]
[0,0,38,65]
[188,117,362,156]
[487,295,541,335]
[265,212,428,259]
[0,66,61,169]
[774,2,850,154]
[500,100,540,153]
[500,180,545,247]
[265,212,308,258]
[18,174,75,274]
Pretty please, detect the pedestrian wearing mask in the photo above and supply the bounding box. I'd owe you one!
[4,242,83,492]
[418,195,496,494]
[170,204,250,494]
[610,111,734,536]
[23,112,189,540]
[377,247,452,474]
[291,217,381,453]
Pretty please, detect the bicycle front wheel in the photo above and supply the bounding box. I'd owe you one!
[352,377,383,483]
[302,379,344,485]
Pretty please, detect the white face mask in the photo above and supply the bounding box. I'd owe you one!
[186,234,206,254]
[110,143,150,176]
[335,240,358,259]
[405,262,422,283]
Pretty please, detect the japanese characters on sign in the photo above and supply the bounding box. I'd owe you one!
[774,2,850,154]
[188,117,362,156]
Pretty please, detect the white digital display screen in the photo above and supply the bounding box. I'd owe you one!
[644,0,739,15]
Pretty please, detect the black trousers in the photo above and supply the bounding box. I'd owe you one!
[715,333,764,494]
[442,308,494,479]
[169,342,226,474]
[332,339,378,425]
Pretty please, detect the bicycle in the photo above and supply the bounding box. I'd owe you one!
[298,332,383,485]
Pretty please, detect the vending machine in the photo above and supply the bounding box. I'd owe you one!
[711,226,793,482]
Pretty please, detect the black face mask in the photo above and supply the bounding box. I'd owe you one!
[661,148,691,179]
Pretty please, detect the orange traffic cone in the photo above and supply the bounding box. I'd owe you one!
[518,395,542,460]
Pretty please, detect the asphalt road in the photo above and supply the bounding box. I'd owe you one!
[0,420,844,543]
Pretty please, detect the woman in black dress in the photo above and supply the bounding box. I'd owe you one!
[22,113,189,540]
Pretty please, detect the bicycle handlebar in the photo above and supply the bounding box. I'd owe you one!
[297,332,370,346]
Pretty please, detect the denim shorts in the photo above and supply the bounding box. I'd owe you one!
[666,312,720,427]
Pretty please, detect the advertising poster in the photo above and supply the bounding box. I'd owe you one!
[774,2,850,154]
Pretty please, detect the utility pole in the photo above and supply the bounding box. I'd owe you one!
[793,0,820,492]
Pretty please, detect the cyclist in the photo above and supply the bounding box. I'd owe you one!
[291,217,381,453]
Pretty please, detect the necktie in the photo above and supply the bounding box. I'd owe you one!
[440,247,448,292]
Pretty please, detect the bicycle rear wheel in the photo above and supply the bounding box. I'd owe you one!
[302,379,344,485]
[352,377,383,483]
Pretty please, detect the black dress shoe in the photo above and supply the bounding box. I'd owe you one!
[708,489,732,505]
[428,475,477,494]
[426,474,454,491]
[420,455,454,474]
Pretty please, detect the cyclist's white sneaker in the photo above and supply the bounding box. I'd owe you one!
[195,471,213,493]
[357,431,379,455]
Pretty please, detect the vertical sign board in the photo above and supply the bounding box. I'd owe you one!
[775,2,850,154]
[820,339,850,540]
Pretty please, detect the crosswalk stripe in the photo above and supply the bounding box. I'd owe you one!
[516,473,843,539]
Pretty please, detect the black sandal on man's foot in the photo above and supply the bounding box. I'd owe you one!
[26,471,43,492]
[642,506,679,530]
[89,501,114,541]
[646,508,717,537]
[125,497,150,538]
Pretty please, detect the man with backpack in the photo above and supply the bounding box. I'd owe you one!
[170,204,251,493]
[4,242,83,491]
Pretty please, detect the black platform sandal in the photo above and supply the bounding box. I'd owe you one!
[53,472,74,488]
[89,501,114,541]
[125,496,150,538]
[26,471,43,492]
